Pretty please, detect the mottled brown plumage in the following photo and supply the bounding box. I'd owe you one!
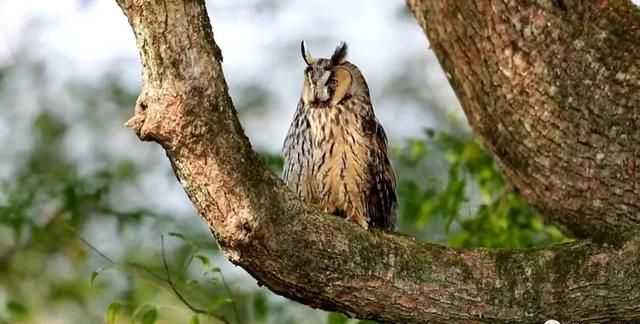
[282,41,397,230]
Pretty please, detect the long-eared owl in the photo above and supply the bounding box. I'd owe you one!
[282,41,398,230]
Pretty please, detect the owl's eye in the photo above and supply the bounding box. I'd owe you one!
[328,78,338,86]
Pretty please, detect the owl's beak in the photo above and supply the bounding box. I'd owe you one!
[312,72,331,103]
[304,72,330,104]
[313,86,331,103]
[303,87,331,105]
[306,84,330,104]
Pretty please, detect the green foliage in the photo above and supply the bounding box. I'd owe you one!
[106,302,121,324]
[0,109,157,323]
[394,131,568,248]
[327,312,349,324]
[263,153,285,174]
[6,300,28,320]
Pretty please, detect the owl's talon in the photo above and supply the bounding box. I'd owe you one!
[346,215,369,230]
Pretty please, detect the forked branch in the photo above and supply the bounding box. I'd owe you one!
[114,0,640,322]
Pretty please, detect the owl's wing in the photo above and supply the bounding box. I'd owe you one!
[362,115,398,230]
[282,100,311,195]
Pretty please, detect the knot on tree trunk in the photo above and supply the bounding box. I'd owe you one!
[124,88,185,150]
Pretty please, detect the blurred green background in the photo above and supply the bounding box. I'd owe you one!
[0,0,572,323]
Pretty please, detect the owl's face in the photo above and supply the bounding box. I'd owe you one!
[300,41,368,107]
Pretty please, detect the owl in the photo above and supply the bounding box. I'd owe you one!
[282,41,398,230]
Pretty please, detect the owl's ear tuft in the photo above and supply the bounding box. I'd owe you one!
[330,41,348,65]
[301,40,315,65]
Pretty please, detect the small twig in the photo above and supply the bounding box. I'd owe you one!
[127,261,165,281]
[219,270,241,324]
[182,249,196,277]
[161,235,206,315]
[161,235,231,324]
[70,225,173,291]
[68,225,230,324]
[68,225,118,265]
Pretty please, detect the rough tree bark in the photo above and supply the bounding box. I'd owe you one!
[114,0,640,323]
[408,0,640,242]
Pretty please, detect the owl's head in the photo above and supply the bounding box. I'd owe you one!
[300,41,369,107]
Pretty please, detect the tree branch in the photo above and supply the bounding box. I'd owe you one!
[407,0,640,242]
[114,0,640,322]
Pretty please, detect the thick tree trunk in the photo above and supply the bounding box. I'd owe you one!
[114,0,640,323]
[408,0,640,242]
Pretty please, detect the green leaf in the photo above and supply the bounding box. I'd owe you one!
[195,254,210,271]
[187,279,200,286]
[252,294,268,321]
[208,296,232,312]
[131,304,154,322]
[166,232,198,251]
[6,300,27,316]
[105,302,121,324]
[90,267,106,286]
[328,312,350,324]
[141,308,158,324]
[189,315,200,324]
[167,232,185,240]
